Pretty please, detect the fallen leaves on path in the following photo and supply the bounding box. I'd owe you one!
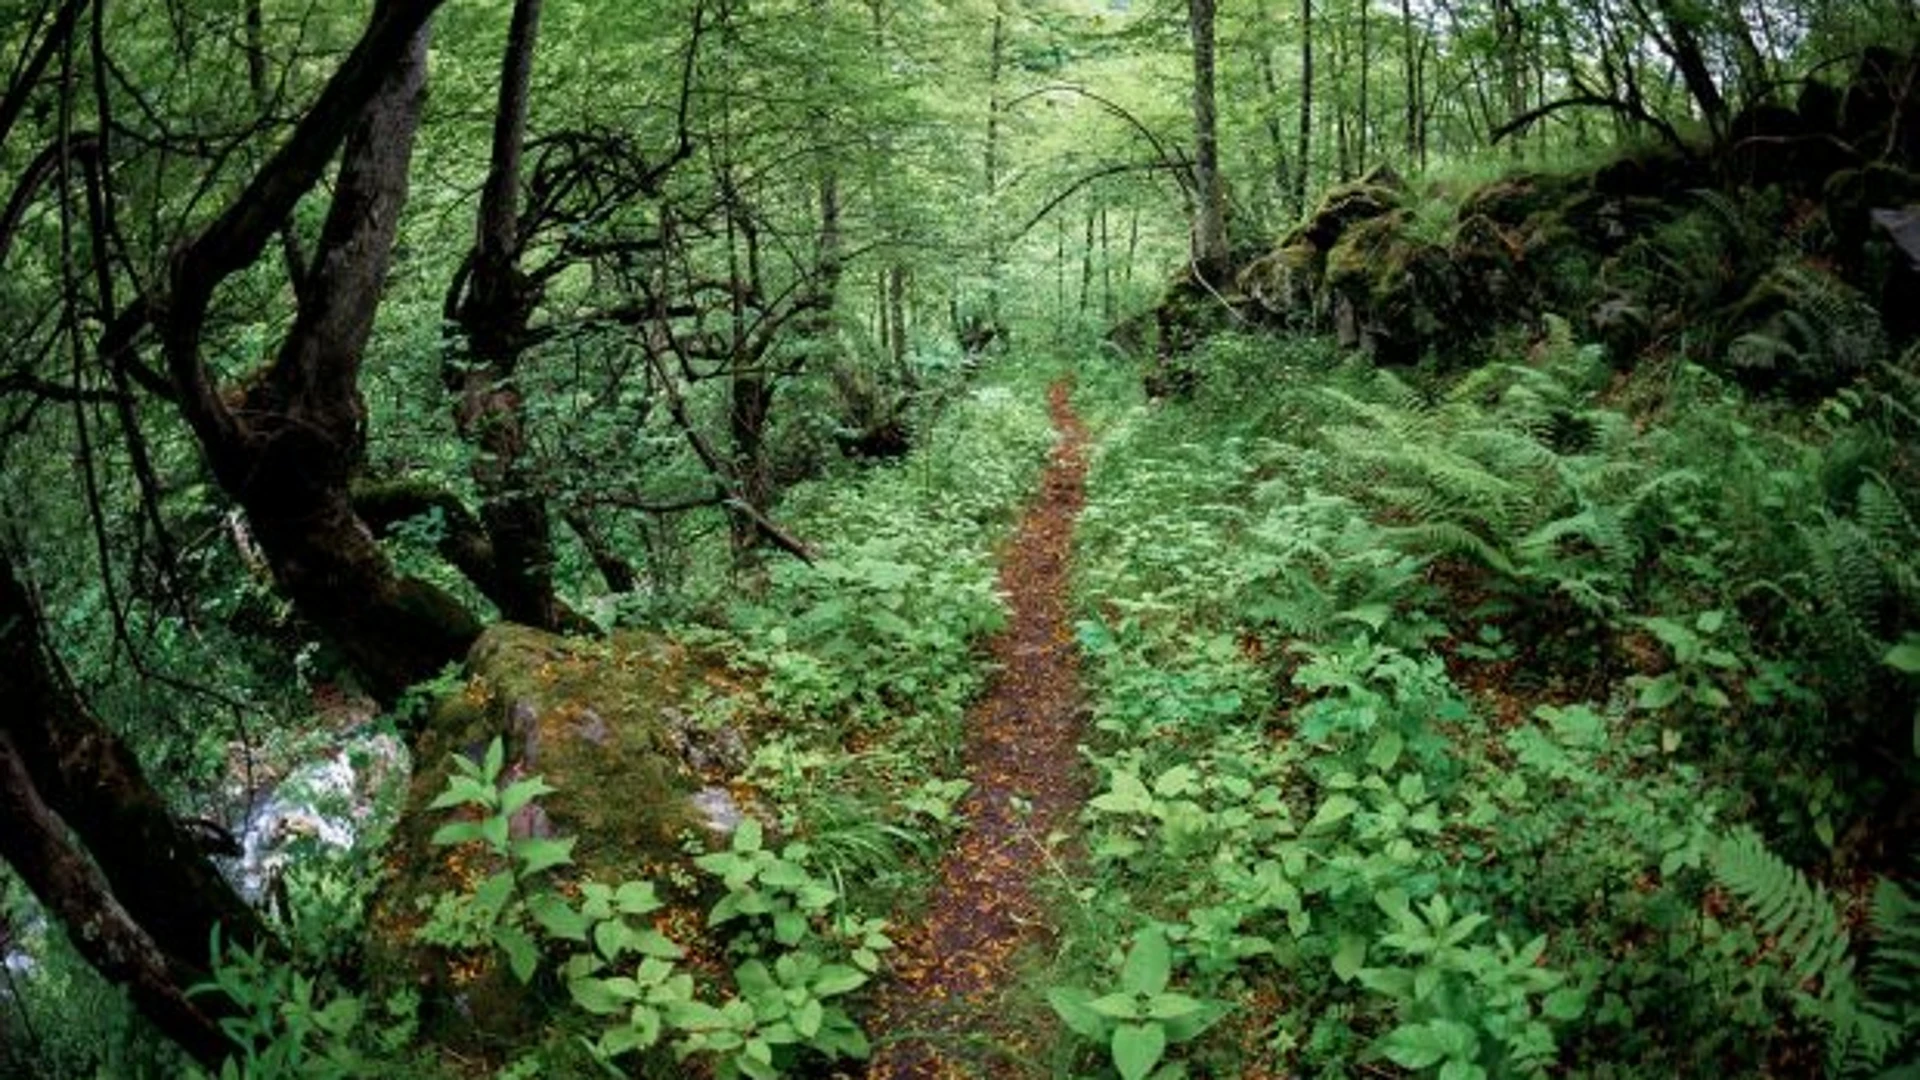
[864,382,1090,1080]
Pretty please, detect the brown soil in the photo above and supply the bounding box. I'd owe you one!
[864,382,1091,1079]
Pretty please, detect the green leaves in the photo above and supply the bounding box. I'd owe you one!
[1120,927,1172,997]
[1380,1019,1479,1070]
[1047,928,1229,1077]
[1090,769,1155,815]
[1047,986,1108,1040]
[513,835,576,877]
[1887,636,1920,758]
[1886,636,1920,674]
[1112,1022,1167,1080]
[1307,792,1361,833]
[417,737,578,986]
[695,817,840,950]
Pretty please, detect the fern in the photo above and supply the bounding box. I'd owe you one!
[1377,521,1520,576]
[1728,263,1888,387]
[1847,878,1920,1073]
[1708,829,1920,1074]
[1713,828,1856,991]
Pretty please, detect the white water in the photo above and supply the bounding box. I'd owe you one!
[227,731,409,902]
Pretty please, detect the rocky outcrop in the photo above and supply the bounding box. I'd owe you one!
[1162,45,1920,397]
[366,624,753,1049]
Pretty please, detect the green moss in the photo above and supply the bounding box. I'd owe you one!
[1455,172,1582,227]
[366,624,742,1055]
[1324,211,1466,365]
[1324,211,1409,294]
[1824,164,1920,257]
[1301,176,1404,250]
[1717,260,1888,396]
[1450,213,1522,303]
[1236,241,1324,325]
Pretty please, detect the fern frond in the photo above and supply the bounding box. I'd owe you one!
[1712,828,1856,993]
[1864,877,1920,1010]
[1378,522,1518,576]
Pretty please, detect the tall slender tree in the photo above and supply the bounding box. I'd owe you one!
[446,0,560,630]
[1296,0,1315,216]
[1188,0,1231,280]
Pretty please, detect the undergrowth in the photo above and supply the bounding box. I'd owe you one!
[1054,330,1920,1078]
[0,368,1059,1080]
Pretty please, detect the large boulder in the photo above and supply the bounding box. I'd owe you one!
[1236,240,1324,327]
[367,624,752,1049]
[1299,164,1406,249]
[1839,48,1913,150]
[1718,261,1888,397]
[1455,172,1583,228]
[1450,213,1525,308]
[1726,103,1849,193]
[1324,211,1466,365]
[1591,146,1693,199]
[1823,164,1920,272]
[1868,206,1920,342]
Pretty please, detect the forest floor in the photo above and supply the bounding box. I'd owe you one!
[864,382,1091,1080]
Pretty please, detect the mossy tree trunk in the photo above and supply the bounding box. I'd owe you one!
[157,1,476,705]
[1296,0,1314,218]
[1188,0,1231,283]
[447,0,562,632]
[0,555,261,1068]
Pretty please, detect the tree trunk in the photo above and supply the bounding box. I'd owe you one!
[450,0,560,631]
[1358,0,1371,168]
[985,0,1008,323]
[564,510,637,594]
[728,367,775,559]
[1100,207,1114,320]
[888,264,908,370]
[1259,46,1292,215]
[1080,207,1095,313]
[1644,0,1726,137]
[1125,209,1139,288]
[0,734,228,1069]
[1401,0,1419,162]
[1056,215,1068,331]
[0,555,261,1067]
[159,1,474,706]
[1188,0,1231,282]
[1494,0,1527,159]
[1719,0,1767,104]
[1296,0,1314,217]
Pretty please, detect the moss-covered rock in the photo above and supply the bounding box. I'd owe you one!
[367,623,750,1052]
[1300,166,1405,250]
[1149,262,1252,395]
[1324,211,1466,365]
[1552,190,1677,254]
[1450,213,1523,307]
[1236,241,1324,326]
[1840,47,1909,146]
[1727,103,1843,193]
[1455,172,1582,228]
[1868,206,1920,342]
[1798,78,1842,136]
[1717,260,1888,397]
[1824,164,1920,270]
[1515,211,1602,314]
[1586,293,1653,366]
[1591,146,1693,199]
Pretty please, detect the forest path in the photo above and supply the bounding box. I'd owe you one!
[864,382,1091,1080]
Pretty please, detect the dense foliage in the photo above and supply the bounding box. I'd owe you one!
[1060,331,1919,1077]
[2,0,1919,1076]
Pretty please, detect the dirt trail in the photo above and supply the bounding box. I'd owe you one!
[865,382,1090,1079]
